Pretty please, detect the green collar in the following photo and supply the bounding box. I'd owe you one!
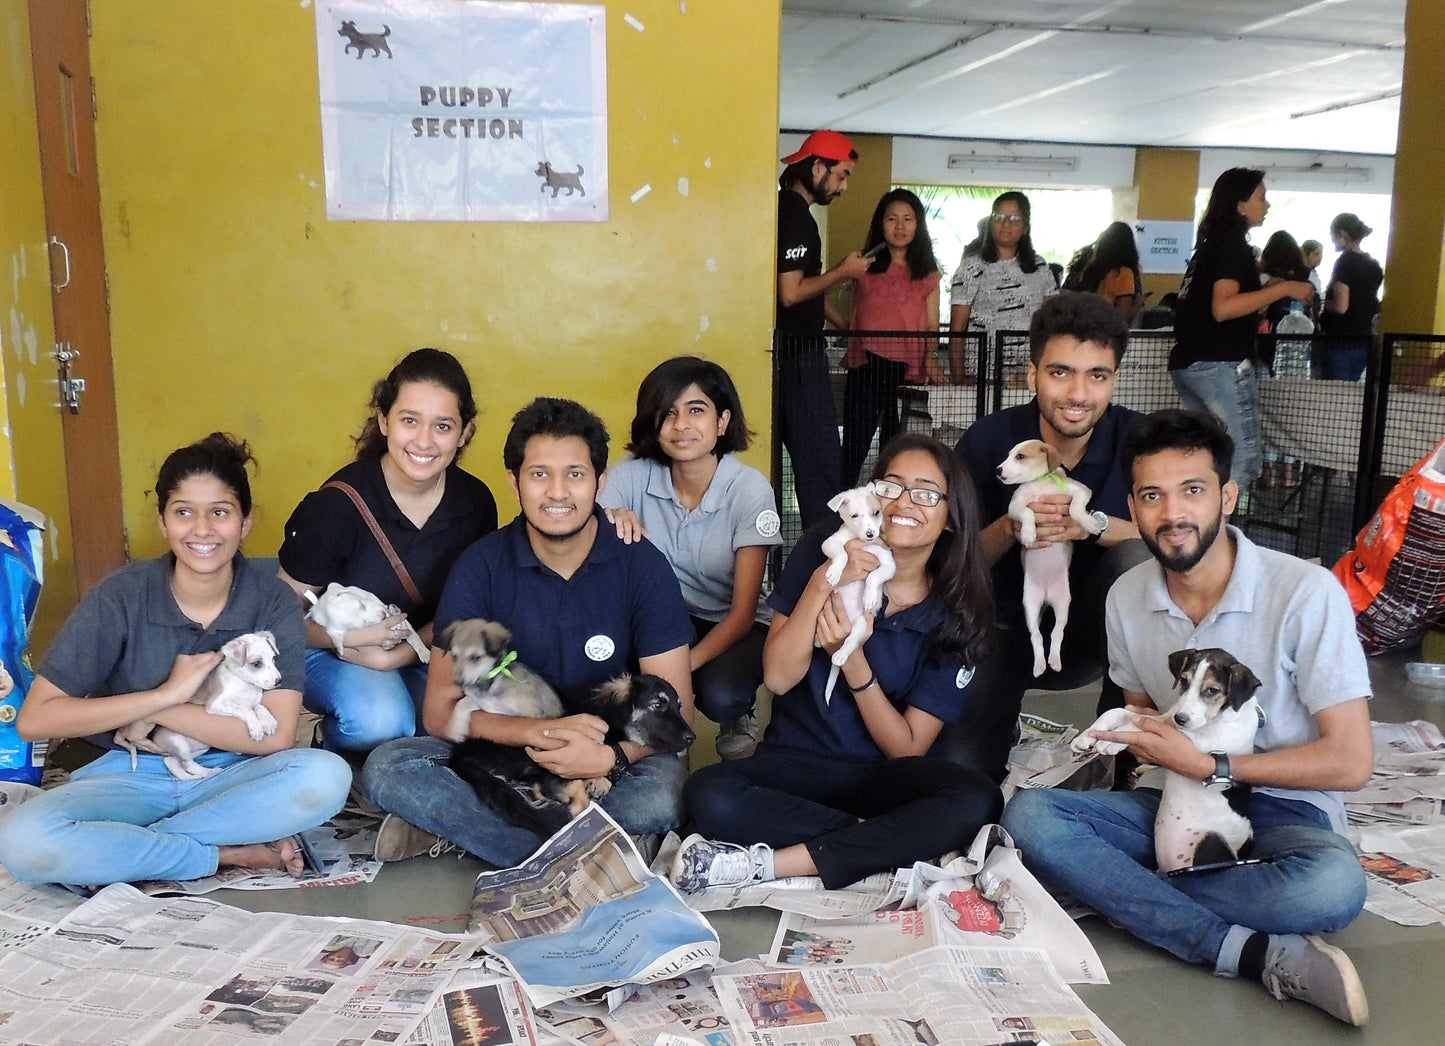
[486,650,519,682]
[1041,467,1071,492]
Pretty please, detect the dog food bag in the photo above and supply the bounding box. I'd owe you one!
[1333,436,1445,655]
[0,503,43,785]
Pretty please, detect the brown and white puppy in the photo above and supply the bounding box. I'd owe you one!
[448,673,695,835]
[115,632,283,781]
[1073,647,1264,872]
[996,439,1104,677]
[820,485,897,702]
[439,618,565,743]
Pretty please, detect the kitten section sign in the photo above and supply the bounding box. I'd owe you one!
[315,0,608,221]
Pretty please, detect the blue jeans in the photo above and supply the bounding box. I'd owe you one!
[1001,787,1365,969]
[1171,360,1262,485]
[0,748,351,886]
[304,647,428,753]
[691,617,766,726]
[360,736,687,868]
[685,746,1002,889]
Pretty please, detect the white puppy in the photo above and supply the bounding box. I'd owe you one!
[820,485,897,702]
[996,439,1104,677]
[115,632,283,780]
[1072,647,1263,872]
[305,582,430,664]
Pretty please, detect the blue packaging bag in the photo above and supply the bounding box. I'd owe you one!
[0,504,43,785]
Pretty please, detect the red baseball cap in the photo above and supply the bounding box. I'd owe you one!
[780,130,857,165]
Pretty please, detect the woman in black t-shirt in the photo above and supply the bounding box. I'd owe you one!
[1169,169,1313,485]
[279,350,497,755]
[1320,213,1383,381]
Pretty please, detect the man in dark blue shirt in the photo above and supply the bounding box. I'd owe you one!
[955,293,1148,718]
[362,398,694,866]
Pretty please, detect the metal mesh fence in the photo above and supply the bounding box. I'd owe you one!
[771,327,1435,569]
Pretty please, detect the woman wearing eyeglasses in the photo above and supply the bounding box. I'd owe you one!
[670,434,1003,894]
[947,191,1057,382]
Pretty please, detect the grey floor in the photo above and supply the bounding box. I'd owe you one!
[225,648,1445,1043]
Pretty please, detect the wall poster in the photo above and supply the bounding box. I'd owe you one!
[315,0,608,221]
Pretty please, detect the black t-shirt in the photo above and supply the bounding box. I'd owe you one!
[1170,233,1261,369]
[278,457,498,627]
[776,188,824,333]
[1321,251,1382,336]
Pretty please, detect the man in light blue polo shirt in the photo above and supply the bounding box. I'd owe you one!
[1002,409,1375,1026]
[362,398,694,868]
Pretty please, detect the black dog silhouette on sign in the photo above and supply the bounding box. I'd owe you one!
[535,162,586,197]
[339,22,392,59]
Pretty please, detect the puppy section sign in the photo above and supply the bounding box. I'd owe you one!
[315,0,607,221]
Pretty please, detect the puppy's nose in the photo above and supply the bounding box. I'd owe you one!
[995,465,1006,478]
[1174,713,1189,727]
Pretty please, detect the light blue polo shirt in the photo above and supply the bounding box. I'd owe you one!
[434,510,693,712]
[1105,527,1372,831]
[599,454,781,623]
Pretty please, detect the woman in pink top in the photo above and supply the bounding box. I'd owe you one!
[841,188,942,486]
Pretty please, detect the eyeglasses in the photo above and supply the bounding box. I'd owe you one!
[991,213,1025,226]
[870,479,945,507]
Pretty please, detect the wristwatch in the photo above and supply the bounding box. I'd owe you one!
[606,742,630,784]
[1205,752,1234,788]
[1087,510,1110,543]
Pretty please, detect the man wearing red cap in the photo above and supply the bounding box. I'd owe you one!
[776,130,872,530]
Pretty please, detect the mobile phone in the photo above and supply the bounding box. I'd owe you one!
[1163,856,1268,878]
[861,242,888,260]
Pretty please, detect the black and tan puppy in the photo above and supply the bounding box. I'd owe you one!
[447,673,695,835]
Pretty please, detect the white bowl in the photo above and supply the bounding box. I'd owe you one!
[1405,662,1445,689]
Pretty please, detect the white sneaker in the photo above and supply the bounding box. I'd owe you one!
[715,711,760,761]
[373,814,462,862]
[1261,933,1368,1026]
[670,834,771,893]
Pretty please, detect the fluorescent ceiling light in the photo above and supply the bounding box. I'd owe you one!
[948,153,1078,172]
[1257,162,1372,183]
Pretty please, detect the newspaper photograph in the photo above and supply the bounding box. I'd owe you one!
[767,825,1107,985]
[469,805,720,1008]
[597,961,768,1045]
[1351,822,1445,926]
[711,945,1125,1046]
[403,967,542,1046]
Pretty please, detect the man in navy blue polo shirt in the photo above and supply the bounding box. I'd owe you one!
[954,292,1148,720]
[361,398,694,866]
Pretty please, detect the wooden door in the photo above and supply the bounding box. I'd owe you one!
[29,0,126,593]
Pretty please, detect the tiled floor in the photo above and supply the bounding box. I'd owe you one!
[226,648,1445,1042]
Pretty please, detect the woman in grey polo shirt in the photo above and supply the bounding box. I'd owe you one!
[601,357,782,761]
[0,434,350,887]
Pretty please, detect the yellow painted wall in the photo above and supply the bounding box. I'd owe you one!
[1134,147,1200,305]
[0,0,80,648]
[86,0,782,561]
[1382,0,1445,334]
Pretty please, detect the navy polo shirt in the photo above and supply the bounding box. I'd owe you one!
[956,400,1141,607]
[279,457,498,628]
[762,532,983,763]
[434,510,693,711]
[38,554,307,751]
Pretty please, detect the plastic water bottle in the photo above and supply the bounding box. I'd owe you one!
[1273,301,1313,378]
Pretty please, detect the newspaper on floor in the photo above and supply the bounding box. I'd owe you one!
[594,960,765,1045]
[1346,720,1445,826]
[137,808,386,895]
[466,804,720,1010]
[767,824,1107,985]
[711,945,1126,1046]
[1351,821,1445,926]
[402,966,542,1046]
[1002,712,1114,801]
[0,880,488,1044]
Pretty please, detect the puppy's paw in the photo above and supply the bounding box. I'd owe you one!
[825,560,844,587]
[1048,651,1063,674]
[1032,657,1047,678]
[566,779,597,816]
[583,776,612,800]
[1019,523,1038,547]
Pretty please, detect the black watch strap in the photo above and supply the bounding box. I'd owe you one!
[1206,752,1233,788]
[606,742,630,783]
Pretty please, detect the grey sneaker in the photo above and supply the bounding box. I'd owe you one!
[373,814,461,862]
[715,711,760,761]
[670,834,770,893]
[1261,933,1368,1026]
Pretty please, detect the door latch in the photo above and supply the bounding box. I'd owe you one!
[53,343,85,414]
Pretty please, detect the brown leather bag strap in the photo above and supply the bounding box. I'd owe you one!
[321,481,425,606]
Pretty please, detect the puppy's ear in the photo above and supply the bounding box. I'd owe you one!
[1226,660,1264,708]
[478,620,512,657]
[827,491,846,514]
[439,621,459,653]
[1043,444,1063,472]
[1167,649,1190,686]
[220,636,246,662]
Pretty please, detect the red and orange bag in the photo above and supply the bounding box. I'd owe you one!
[1333,436,1445,654]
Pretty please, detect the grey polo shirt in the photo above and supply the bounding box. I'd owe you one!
[598,454,781,624]
[1105,527,1371,831]
[38,554,307,751]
